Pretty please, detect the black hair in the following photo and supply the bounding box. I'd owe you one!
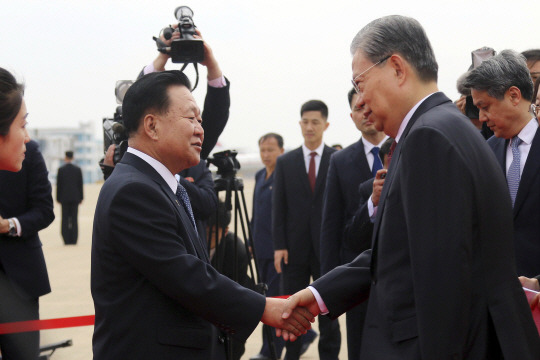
[347,88,357,108]
[522,49,540,66]
[379,137,394,159]
[0,67,25,136]
[65,151,74,159]
[258,132,284,149]
[300,100,328,119]
[122,70,191,136]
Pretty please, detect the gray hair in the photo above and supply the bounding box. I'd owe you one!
[462,50,534,102]
[350,15,438,83]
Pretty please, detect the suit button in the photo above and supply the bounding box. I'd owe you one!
[371,280,377,285]
[218,335,225,344]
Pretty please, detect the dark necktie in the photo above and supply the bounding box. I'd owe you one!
[371,146,383,177]
[507,136,522,207]
[176,182,198,234]
[308,152,317,192]
[386,140,397,166]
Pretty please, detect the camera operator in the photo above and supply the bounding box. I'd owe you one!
[139,25,229,160]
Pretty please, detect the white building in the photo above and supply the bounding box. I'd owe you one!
[29,121,103,184]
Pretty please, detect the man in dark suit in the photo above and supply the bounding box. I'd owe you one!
[320,88,386,360]
[463,50,540,278]
[0,139,54,359]
[280,15,540,359]
[56,150,83,245]
[91,70,313,360]
[273,100,340,360]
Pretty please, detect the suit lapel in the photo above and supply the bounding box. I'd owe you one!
[491,137,507,174]
[314,146,333,195]
[353,139,372,179]
[165,185,210,263]
[372,92,452,248]
[514,127,540,217]
[121,153,210,263]
[292,147,312,195]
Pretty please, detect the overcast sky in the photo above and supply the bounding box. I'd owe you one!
[1,0,537,154]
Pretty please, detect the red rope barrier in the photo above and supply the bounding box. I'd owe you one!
[0,315,95,334]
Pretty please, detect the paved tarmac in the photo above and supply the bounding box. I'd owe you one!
[38,180,347,359]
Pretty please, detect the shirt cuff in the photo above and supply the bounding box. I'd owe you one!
[12,217,21,236]
[307,286,329,315]
[208,76,226,88]
[368,196,377,222]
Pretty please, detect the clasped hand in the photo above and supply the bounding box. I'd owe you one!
[261,289,321,341]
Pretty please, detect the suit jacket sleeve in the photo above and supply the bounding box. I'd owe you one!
[320,154,344,274]
[18,143,55,235]
[200,78,230,159]
[312,248,372,317]
[106,180,264,341]
[272,156,288,250]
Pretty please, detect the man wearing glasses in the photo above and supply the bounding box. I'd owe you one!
[278,15,540,359]
[463,50,540,279]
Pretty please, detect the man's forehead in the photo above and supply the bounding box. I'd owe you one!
[471,89,492,105]
[352,50,370,74]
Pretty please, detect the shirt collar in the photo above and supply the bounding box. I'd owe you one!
[516,117,539,145]
[362,135,389,156]
[302,142,325,158]
[127,147,178,194]
[395,93,435,144]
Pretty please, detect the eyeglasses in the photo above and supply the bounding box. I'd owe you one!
[351,55,391,94]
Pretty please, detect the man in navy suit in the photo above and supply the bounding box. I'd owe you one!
[56,150,83,245]
[320,90,386,360]
[464,50,540,278]
[280,16,539,359]
[0,140,54,359]
[273,100,340,360]
[91,70,313,360]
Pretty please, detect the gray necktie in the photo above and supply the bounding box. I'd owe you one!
[507,136,522,207]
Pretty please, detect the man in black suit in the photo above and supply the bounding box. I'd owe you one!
[0,140,54,359]
[320,88,386,360]
[463,50,540,278]
[56,150,83,245]
[91,70,313,360]
[273,100,340,360]
[280,15,540,359]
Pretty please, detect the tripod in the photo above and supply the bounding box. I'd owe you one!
[209,161,278,360]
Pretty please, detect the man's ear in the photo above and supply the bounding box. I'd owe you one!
[143,114,159,140]
[388,54,407,84]
[506,86,522,105]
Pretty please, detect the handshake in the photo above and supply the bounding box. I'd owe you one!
[261,289,320,341]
